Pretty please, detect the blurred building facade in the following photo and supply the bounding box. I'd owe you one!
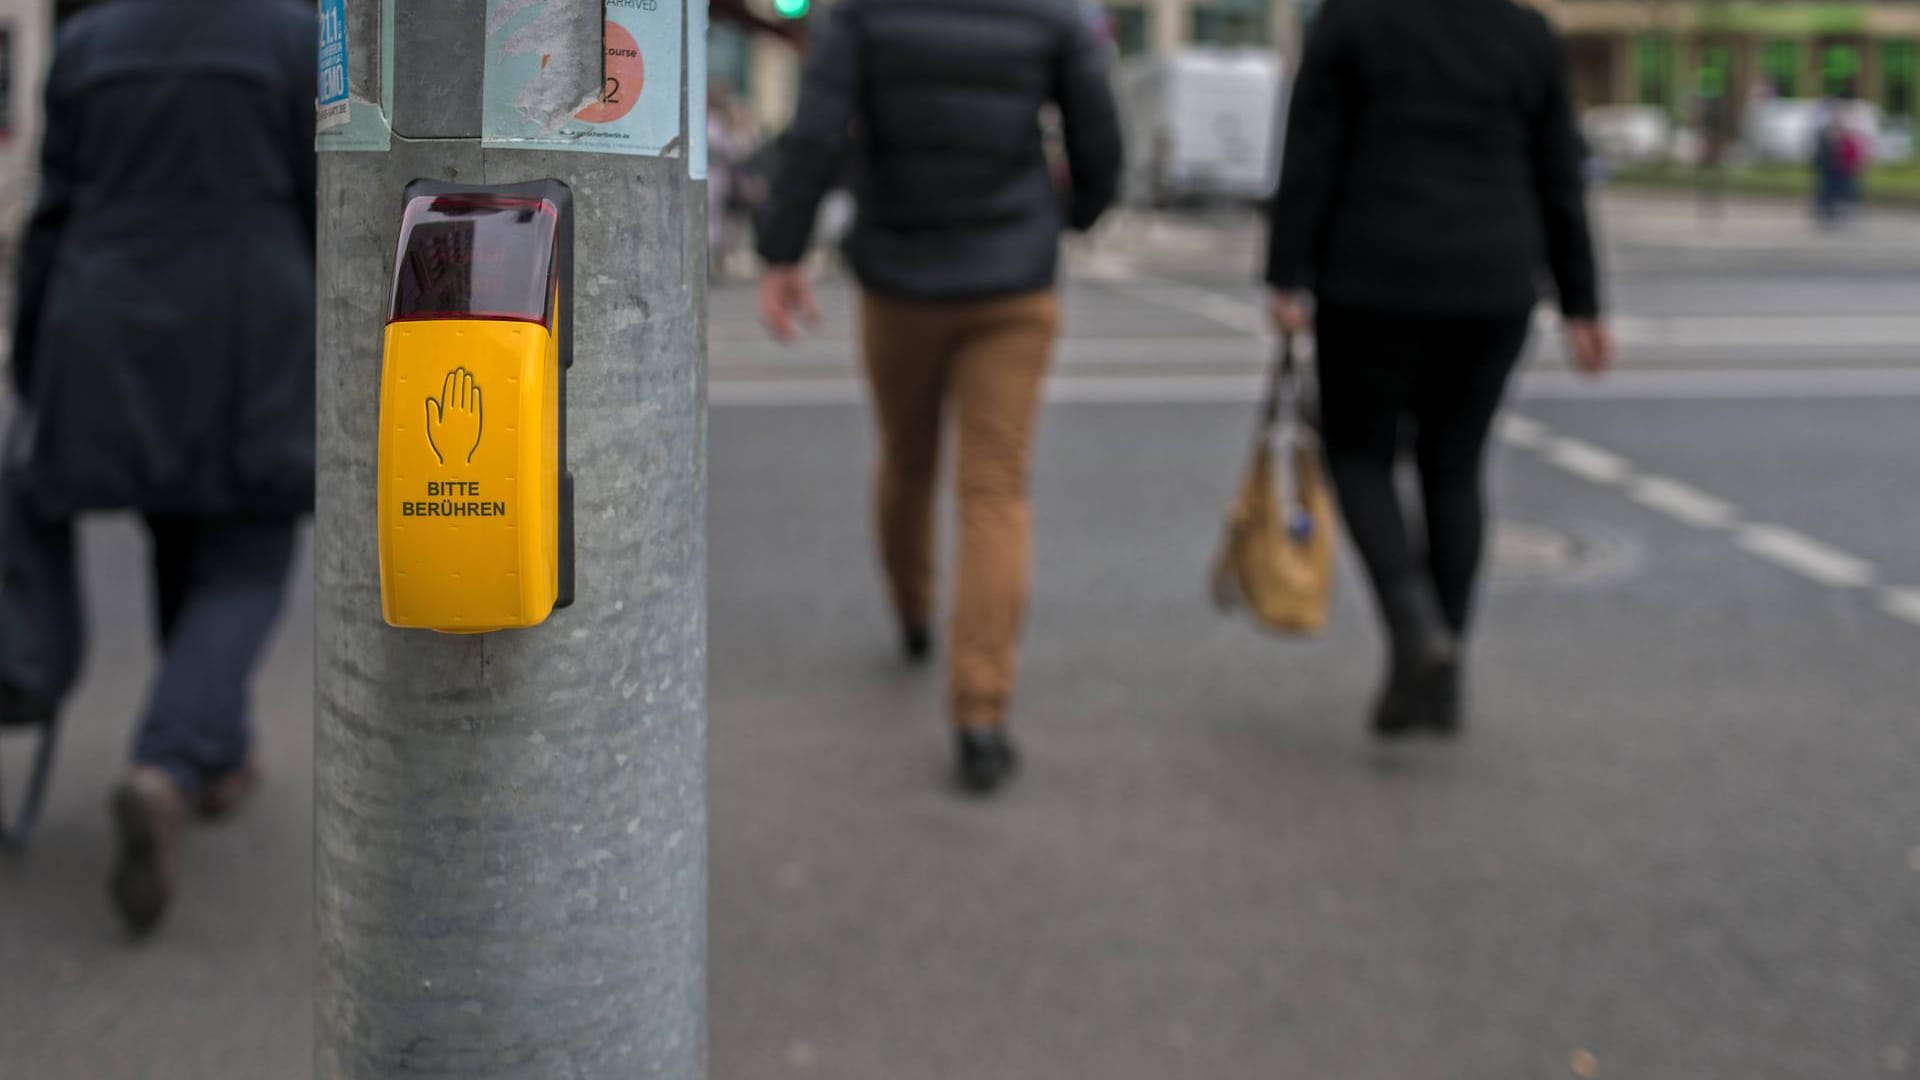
[2,0,1901,238]
[1539,0,1920,118]
[720,0,1920,135]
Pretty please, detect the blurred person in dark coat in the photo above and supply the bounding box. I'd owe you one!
[1266,0,1613,739]
[757,0,1122,794]
[0,0,314,935]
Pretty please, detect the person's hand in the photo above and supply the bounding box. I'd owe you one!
[759,265,819,344]
[1269,291,1312,336]
[1566,318,1616,378]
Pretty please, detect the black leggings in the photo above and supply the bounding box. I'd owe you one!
[1314,304,1533,636]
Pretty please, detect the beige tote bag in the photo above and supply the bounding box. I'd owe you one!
[1210,336,1337,634]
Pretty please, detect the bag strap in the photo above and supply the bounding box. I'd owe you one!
[0,720,60,851]
[1258,334,1299,432]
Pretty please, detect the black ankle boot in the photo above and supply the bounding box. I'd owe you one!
[1371,581,1459,739]
[955,729,1019,794]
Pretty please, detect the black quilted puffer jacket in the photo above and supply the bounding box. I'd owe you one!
[757,0,1124,301]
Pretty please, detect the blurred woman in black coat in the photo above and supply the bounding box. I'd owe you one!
[1266,0,1614,738]
[0,0,314,935]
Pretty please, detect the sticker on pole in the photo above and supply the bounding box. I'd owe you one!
[483,0,685,156]
[316,0,394,152]
[688,0,707,179]
[317,0,351,131]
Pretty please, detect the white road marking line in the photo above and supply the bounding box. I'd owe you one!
[710,375,1266,408]
[1736,525,1878,589]
[1090,286,1920,351]
[711,379,866,407]
[1609,313,1920,349]
[1544,438,1633,485]
[1513,425,1908,627]
[710,367,1920,407]
[716,336,1920,370]
[1031,376,1270,405]
[1097,279,1270,337]
[711,357,1920,394]
[717,337,1273,368]
[1519,369,1920,400]
[1498,415,1551,448]
[1628,475,1739,530]
[1881,588,1920,628]
[1073,252,1142,280]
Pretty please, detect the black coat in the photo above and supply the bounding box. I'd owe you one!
[758,0,1124,301]
[1266,0,1600,318]
[9,0,316,517]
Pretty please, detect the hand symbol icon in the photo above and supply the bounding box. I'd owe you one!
[426,367,483,465]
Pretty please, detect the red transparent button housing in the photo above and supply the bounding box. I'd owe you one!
[389,194,560,327]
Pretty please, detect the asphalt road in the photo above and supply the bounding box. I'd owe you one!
[3,192,1918,1079]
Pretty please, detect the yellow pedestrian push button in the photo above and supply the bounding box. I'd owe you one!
[377,180,575,632]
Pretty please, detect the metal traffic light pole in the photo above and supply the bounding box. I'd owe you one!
[314,2,707,1076]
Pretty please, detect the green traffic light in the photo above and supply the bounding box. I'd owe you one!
[773,0,809,19]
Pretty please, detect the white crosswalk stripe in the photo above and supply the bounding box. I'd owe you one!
[1879,588,1920,629]
[1736,525,1878,590]
[1497,415,1551,448]
[1544,438,1633,485]
[1629,475,1740,530]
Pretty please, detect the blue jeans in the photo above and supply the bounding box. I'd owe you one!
[0,482,296,795]
[1816,170,1861,223]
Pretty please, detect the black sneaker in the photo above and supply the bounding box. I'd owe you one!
[903,627,934,666]
[955,729,1019,795]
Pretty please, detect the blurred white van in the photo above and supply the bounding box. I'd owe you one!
[1583,105,1672,165]
[1118,49,1286,205]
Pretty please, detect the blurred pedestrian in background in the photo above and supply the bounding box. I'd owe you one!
[1266,0,1613,739]
[709,83,739,277]
[1813,98,1870,225]
[1695,92,1730,222]
[0,0,315,936]
[708,84,772,280]
[757,0,1122,793]
[711,93,772,280]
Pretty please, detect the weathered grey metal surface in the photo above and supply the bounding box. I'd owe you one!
[391,0,485,139]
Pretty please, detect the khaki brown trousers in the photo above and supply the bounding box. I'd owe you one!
[860,290,1059,731]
